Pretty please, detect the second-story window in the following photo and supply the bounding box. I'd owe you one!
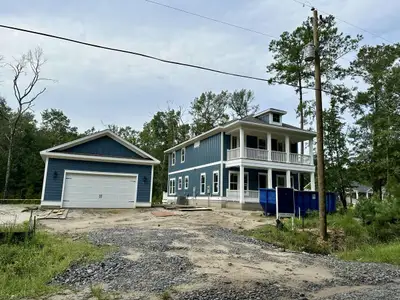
[171,152,176,166]
[181,148,185,163]
[272,113,281,123]
[231,136,238,149]
[258,138,266,149]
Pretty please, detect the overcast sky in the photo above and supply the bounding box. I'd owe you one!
[1,0,398,132]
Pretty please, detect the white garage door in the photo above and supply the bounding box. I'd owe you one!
[62,172,137,208]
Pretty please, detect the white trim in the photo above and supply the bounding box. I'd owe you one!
[149,165,154,202]
[61,170,139,208]
[212,170,219,195]
[258,172,268,189]
[41,152,159,165]
[168,161,221,175]
[225,158,315,173]
[254,108,287,117]
[169,178,176,195]
[184,175,189,190]
[40,157,49,202]
[40,201,62,207]
[228,170,249,191]
[220,132,224,197]
[41,129,160,163]
[171,152,176,166]
[200,173,206,195]
[276,174,286,187]
[178,176,183,190]
[135,202,152,207]
[181,148,186,163]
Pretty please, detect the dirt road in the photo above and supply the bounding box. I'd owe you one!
[29,208,400,299]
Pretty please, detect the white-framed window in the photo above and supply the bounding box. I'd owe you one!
[272,113,281,123]
[169,178,176,195]
[276,175,286,187]
[171,152,176,166]
[178,177,182,190]
[290,175,295,189]
[258,138,266,149]
[181,148,185,163]
[231,136,238,149]
[229,171,249,191]
[213,171,219,194]
[184,175,189,190]
[200,173,206,195]
[277,141,285,152]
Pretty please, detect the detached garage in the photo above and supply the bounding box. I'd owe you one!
[40,130,160,208]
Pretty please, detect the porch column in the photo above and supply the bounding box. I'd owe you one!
[297,173,301,190]
[310,172,316,190]
[239,165,245,204]
[268,168,273,188]
[285,135,290,163]
[309,139,314,165]
[267,132,272,161]
[240,127,245,159]
[286,170,291,188]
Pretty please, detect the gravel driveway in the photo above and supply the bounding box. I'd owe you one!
[45,209,400,300]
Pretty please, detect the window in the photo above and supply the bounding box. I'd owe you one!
[171,152,176,166]
[272,113,281,123]
[231,136,238,149]
[258,138,266,149]
[277,141,285,152]
[290,176,295,189]
[178,177,182,190]
[213,171,219,194]
[200,173,206,194]
[181,148,185,163]
[276,175,286,187]
[184,176,189,190]
[229,171,249,191]
[169,178,176,195]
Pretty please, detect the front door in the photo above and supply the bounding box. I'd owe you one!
[259,173,268,189]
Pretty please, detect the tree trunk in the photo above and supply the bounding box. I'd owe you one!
[339,190,347,210]
[2,138,13,199]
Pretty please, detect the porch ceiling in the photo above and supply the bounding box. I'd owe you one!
[228,127,312,142]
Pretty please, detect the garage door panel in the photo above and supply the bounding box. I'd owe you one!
[62,172,137,208]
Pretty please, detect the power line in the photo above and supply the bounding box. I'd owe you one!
[290,0,393,44]
[143,0,278,39]
[0,23,338,96]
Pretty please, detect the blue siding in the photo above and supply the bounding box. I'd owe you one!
[168,165,221,197]
[44,158,152,203]
[223,133,230,161]
[55,136,146,159]
[169,133,221,172]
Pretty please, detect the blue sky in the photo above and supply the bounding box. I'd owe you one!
[1,0,399,132]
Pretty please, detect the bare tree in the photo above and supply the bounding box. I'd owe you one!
[2,48,47,199]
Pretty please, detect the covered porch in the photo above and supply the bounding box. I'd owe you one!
[224,166,316,204]
[226,126,314,166]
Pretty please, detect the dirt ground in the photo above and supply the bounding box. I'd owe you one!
[2,205,399,299]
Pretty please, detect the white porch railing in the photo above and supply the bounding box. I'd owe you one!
[246,148,269,161]
[227,148,240,160]
[271,151,287,163]
[289,153,311,165]
[227,148,312,165]
[226,189,259,203]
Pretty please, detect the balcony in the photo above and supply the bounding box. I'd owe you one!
[227,147,312,166]
[226,189,259,203]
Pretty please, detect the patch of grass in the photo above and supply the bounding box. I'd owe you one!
[90,284,120,300]
[161,291,173,300]
[0,231,111,299]
[245,224,331,254]
[339,241,400,265]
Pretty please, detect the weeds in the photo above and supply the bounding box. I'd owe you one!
[90,284,120,300]
[0,231,111,299]
[161,290,173,300]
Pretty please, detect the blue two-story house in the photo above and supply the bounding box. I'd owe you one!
[164,108,316,208]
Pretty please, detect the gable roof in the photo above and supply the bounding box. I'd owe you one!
[40,130,160,165]
[164,116,316,153]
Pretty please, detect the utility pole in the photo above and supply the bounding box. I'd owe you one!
[311,8,327,240]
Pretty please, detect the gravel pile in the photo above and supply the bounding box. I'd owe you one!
[174,282,304,300]
[321,282,400,300]
[52,252,196,292]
